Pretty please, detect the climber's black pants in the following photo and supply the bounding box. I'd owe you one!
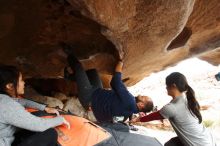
[67,54,103,110]
[12,128,58,146]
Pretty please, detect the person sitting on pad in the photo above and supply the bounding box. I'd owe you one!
[0,65,70,146]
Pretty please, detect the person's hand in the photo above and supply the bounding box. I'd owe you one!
[62,117,71,129]
[119,51,124,61]
[45,107,60,116]
[139,112,146,117]
[118,48,125,61]
[66,67,73,74]
[115,61,123,72]
[129,117,141,123]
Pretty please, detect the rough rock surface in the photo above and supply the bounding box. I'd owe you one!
[63,97,96,122]
[0,0,220,85]
[24,86,96,121]
[24,86,64,109]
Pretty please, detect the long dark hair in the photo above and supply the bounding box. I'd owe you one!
[0,65,20,97]
[166,72,202,123]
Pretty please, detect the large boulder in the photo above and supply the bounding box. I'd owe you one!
[0,0,220,85]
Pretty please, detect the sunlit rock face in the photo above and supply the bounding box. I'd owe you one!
[200,47,220,66]
[0,0,220,86]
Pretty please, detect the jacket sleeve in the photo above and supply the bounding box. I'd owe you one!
[13,98,46,111]
[1,100,63,132]
[140,111,164,122]
[110,72,136,111]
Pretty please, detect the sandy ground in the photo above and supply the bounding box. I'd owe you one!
[130,125,176,145]
[131,125,220,145]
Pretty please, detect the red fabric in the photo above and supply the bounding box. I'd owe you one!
[140,111,164,122]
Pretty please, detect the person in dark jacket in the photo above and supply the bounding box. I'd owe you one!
[65,53,153,122]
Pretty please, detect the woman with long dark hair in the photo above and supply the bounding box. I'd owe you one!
[130,72,216,146]
[0,65,70,146]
